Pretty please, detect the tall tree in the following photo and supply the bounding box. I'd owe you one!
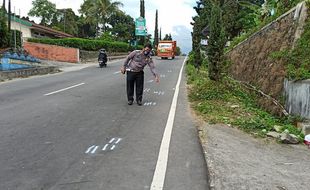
[163,34,172,40]
[159,27,162,40]
[28,0,57,26]
[207,3,226,81]
[0,5,9,48]
[80,0,123,37]
[50,8,78,36]
[108,10,135,42]
[138,0,145,45]
[140,0,145,18]
[2,0,5,11]
[154,9,159,48]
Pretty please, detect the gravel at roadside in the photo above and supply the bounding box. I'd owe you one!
[199,124,310,190]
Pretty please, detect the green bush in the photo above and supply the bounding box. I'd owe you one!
[28,38,141,52]
[186,64,304,141]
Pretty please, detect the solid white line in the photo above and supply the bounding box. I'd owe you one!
[44,83,85,96]
[150,57,187,190]
[102,144,109,151]
[85,145,95,154]
[91,146,99,154]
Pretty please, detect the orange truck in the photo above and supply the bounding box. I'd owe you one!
[157,40,177,59]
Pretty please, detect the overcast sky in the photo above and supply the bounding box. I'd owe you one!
[6,0,196,53]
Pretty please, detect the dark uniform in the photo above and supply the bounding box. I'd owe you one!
[123,50,158,104]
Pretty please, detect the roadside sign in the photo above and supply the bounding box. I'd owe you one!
[135,17,147,36]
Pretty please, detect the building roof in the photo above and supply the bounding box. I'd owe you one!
[9,14,73,38]
[30,23,73,38]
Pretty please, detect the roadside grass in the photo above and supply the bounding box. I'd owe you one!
[186,63,304,141]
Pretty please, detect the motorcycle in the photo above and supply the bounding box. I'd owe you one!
[99,60,107,68]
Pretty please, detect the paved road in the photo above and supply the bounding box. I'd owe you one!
[0,57,209,190]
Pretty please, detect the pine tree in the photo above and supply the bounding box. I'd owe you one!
[207,3,226,81]
[154,9,159,48]
[140,0,145,18]
[139,0,145,45]
[0,6,9,48]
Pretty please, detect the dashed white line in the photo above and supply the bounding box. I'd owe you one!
[44,83,85,96]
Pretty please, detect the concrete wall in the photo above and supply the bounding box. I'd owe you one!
[0,66,59,81]
[24,42,79,63]
[226,2,308,115]
[284,79,310,119]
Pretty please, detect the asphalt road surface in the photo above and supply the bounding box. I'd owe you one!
[0,56,209,190]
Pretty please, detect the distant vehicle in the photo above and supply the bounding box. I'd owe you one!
[157,40,177,59]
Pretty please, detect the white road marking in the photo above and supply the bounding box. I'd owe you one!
[102,144,109,151]
[85,145,95,154]
[91,146,99,154]
[110,145,116,150]
[44,83,85,96]
[150,57,186,190]
[147,80,154,83]
[109,138,116,143]
[114,71,121,74]
[115,138,122,144]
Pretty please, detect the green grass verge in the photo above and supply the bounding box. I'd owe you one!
[186,63,304,141]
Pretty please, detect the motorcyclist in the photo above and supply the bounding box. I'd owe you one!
[98,49,108,68]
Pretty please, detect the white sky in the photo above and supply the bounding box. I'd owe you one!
[6,0,196,53]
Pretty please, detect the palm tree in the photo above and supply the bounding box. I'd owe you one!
[80,0,123,37]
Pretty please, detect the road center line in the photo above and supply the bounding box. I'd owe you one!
[150,57,187,190]
[44,83,85,96]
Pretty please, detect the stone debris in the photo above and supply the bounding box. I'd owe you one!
[267,131,281,138]
[280,133,299,144]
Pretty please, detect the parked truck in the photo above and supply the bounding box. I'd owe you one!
[157,40,177,59]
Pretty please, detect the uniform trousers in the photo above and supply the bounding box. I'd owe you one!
[126,71,144,102]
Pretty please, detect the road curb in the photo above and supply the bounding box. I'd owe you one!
[197,124,216,190]
[189,102,215,190]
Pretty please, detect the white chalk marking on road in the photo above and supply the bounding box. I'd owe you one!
[91,146,99,154]
[44,83,85,96]
[109,138,116,143]
[85,145,95,154]
[147,80,154,83]
[114,71,121,74]
[144,88,151,92]
[150,57,186,190]
[115,138,122,144]
[110,145,116,150]
[102,144,109,151]
[153,102,156,106]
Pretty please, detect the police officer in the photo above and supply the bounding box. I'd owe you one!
[121,44,160,106]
